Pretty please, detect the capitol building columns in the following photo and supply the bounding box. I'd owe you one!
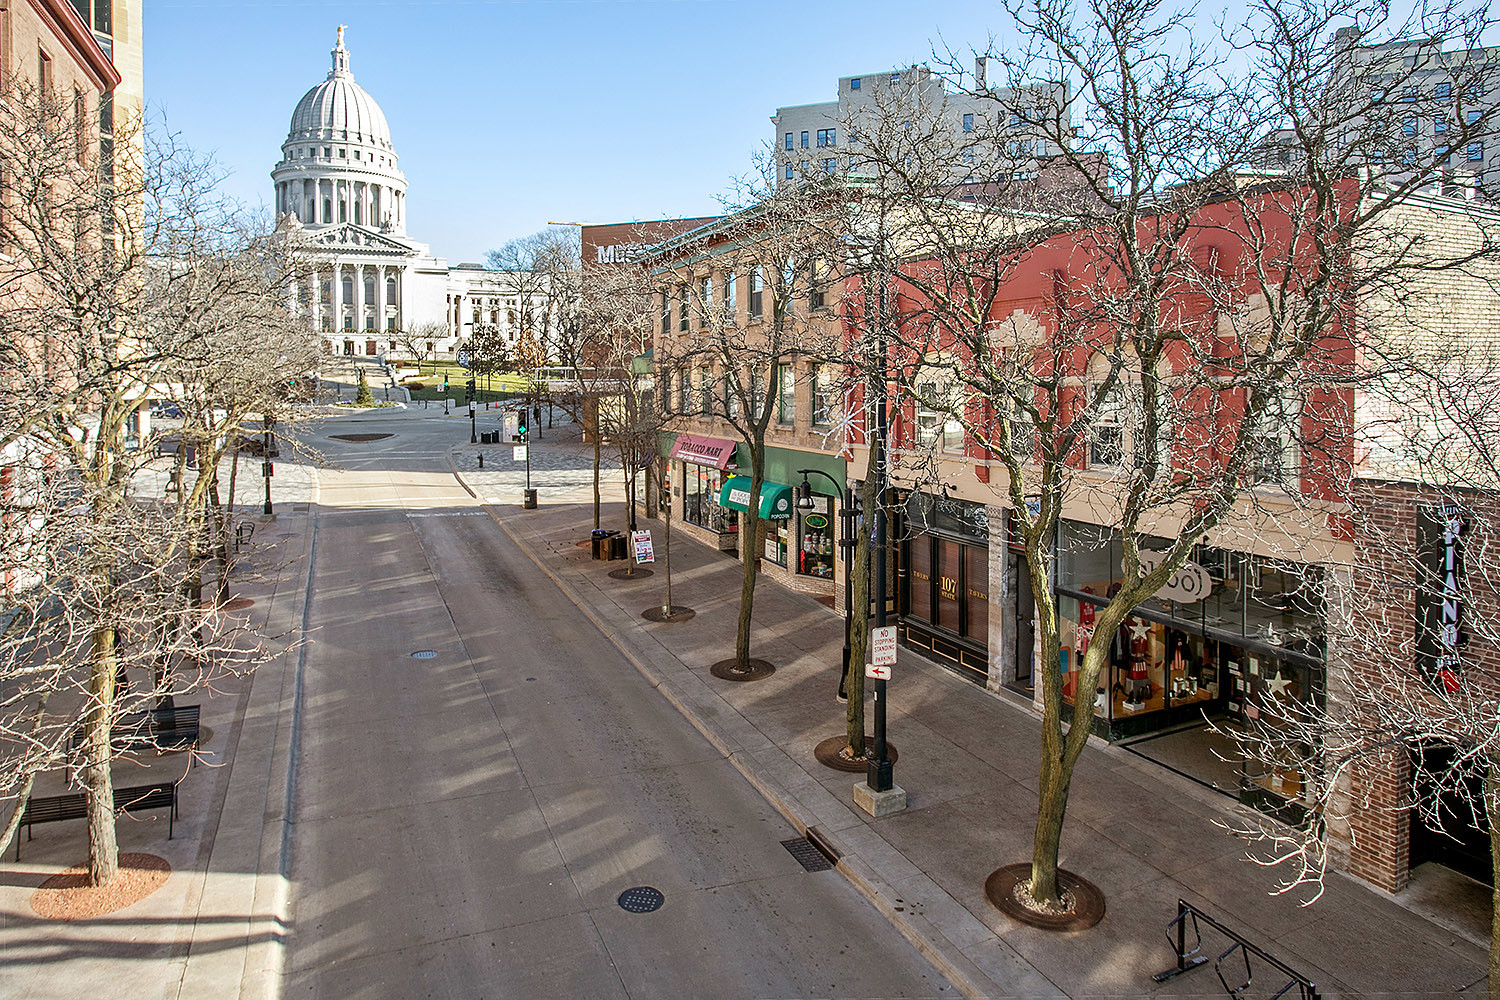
[274,28,513,362]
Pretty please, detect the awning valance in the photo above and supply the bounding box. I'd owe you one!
[719,477,794,521]
[669,433,738,469]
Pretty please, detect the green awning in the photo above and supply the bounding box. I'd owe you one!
[718,477,794,520]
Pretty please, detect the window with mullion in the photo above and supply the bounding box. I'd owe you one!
[777,363,795,425]
[1089,382,1126,468]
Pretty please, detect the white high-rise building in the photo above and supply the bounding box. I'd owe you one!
[273,28,547,360]
[771,62,1070,184]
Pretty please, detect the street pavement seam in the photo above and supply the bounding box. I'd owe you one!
[447,452,1050,1000]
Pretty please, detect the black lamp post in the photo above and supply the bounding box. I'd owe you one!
[469,400,477,443]
[868,391,893,793]
[262,416,274,515]
[796,468,857,701]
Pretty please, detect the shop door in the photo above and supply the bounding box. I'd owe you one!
[1411,742,1493,886]
[1010,552,1034,689]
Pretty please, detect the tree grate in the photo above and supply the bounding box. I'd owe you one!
[410,650,438,660]
[617,886,664,913]
[781,837,835,872]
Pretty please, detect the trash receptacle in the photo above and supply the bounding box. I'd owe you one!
[610,535,627,561]
[591,528,609,560]
[523,488,537,510]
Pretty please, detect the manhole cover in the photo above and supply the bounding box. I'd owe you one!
[329,433,393,443]
[410,650,438,660]
[781,838,834,872]
[617,886,664,913]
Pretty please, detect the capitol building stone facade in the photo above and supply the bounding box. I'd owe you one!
[274,29,543,360]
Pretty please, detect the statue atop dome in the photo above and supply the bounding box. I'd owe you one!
[331,25,351,78]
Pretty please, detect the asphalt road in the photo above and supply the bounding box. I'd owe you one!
[283,409,953,999]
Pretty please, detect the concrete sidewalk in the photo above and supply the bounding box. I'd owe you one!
[472,489,1490,999]
[0,495,316,1000]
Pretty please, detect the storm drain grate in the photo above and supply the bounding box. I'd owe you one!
[781,837,835,872]
[410,650,438,660]
[617,886,664,913]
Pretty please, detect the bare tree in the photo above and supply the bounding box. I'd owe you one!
[841,0,1500,925]
[0,86,312,882]
[654,161,844,675]
[393,321,446,366]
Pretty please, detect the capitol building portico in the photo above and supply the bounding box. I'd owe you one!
[274,28,543,359]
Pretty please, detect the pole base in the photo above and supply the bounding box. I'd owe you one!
[853,781,907,818]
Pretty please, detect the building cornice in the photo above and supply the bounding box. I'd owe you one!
[29,0,121,92]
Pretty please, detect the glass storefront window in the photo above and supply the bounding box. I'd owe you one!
[764,517,789,566]
[797,498,835,578]
[682,466,737,534]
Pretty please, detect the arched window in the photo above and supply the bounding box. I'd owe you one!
[322,198,331,224]
[354,201,362,225]
[364,274,375,302]
[341,273,353,303]
[338,200,347,223]
[386,276,396,301]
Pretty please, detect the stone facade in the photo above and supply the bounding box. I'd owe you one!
[275,29,545,362]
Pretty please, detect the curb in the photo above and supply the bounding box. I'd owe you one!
[448,454,1060,1000]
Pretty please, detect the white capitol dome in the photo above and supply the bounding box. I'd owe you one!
[272,27,408,234]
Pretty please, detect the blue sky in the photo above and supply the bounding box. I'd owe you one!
[144,0,1012,263]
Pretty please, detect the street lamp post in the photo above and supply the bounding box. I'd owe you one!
[868,391,893,793]
[262,416,274,515]
[796,468,857,700]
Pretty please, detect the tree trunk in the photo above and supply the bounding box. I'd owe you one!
[663,505,673,611]
[82,624,119,886]
[217,444,242,605]
[735,511,759,671]
[1030,619,1111,906]
[846,446,880,758]
[592,434,601,530]
[0,693,51,860]
[733,471,765,672]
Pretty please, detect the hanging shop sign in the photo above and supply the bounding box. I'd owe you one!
[905,492,989,544]
[1417,502,1466,692]
[1136,549,1212,604]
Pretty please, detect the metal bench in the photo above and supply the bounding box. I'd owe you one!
[13,781,178,861]
[69,704,202,765]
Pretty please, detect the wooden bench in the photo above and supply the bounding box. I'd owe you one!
[13,781,178,861]
[70,704,202,765]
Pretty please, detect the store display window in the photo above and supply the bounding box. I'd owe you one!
[797,497,835,578]
[682,466,737,534]
[1054,519,1325,808]
[763,517,789,566]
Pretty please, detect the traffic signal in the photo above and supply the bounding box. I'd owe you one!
[516,408,528,439]
[465,377,475,402]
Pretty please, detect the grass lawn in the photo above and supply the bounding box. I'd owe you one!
[407,362,537,397]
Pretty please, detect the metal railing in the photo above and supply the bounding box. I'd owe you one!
[1154,899,1321,999]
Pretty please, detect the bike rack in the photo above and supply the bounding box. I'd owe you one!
[1154,899,1320,999]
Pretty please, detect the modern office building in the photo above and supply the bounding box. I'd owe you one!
[770,61,1070,184]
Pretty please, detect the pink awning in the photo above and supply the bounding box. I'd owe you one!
[670,433,738,469]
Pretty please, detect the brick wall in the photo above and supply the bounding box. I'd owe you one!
[1330,479,1500,892]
